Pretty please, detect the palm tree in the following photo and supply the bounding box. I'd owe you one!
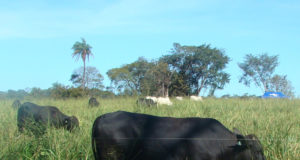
[72,38,93,89]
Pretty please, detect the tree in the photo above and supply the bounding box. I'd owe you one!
[107,57,154,95]
[168,72,190,96]
[30,87,51,97]
[107,67,133,93]
[207,72,230,97]
[238,53,279,93]
[70,66,104,90]
[30,87,43,97]
[107,57,153,94]
[161,43,230,96]
[143,61,172,96]
[269,74,294,97]
[71,38,93,89]
[188,45,230,95]
[5,89,29,99]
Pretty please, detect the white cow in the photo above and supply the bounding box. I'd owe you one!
[146,96,173,106]
[146,96,157,102]
[175,96,183,101]
[157,97,173,105]
[190,95,203,101]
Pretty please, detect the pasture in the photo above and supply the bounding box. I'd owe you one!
[0,97,299,160]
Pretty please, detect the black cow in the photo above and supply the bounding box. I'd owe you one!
[136,98,157,107]
[92,111,265,160]
[12,100,21,109]
[89,97,100,107]
[17,102,79,135]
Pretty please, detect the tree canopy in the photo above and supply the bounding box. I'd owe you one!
[161,43,230,96]
[107,57,154,95]
[70,66,104,90]
[238,53,279,93]
[269,74,295,97]
[107,43,230,97]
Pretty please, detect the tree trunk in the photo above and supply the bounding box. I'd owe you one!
[165,86,169,97]
[162,83,165,97]
[263,81,268,93]
[197,77,207,96]
[82,59,86,90]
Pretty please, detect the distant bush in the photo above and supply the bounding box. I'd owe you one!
[30,88,51,98]
[50,83,115,99]
[68,87,84,98]
[0,89,29,99]
[50,83,70,99]
[88,88,115,98]
[220,93,259,99]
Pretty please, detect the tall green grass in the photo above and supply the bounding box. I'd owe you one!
[0,97,299,159]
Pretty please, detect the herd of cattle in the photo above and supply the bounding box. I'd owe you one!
[11,97,266,160]
[136,95,203,106]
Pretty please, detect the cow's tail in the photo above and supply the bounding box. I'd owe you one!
[92,119,100,160]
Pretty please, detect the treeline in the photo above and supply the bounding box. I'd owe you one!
[0,83,114,100]
[107,43,229,97]
[106,43,294,97]
[0,87,259,100]
[1,42,295,99]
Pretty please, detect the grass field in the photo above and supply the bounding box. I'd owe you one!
[0,97,299,160]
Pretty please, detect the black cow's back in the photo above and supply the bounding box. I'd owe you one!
[92,111,244,160]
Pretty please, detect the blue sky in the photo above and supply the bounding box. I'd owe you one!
[0,0,299,97]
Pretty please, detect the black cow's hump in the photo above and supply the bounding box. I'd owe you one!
[97,110,224,122]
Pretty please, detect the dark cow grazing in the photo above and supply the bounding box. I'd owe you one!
[18,102,79,135]
[89,97,100,107]
[12,100,21,109]
[136,98,157,107]
[92,111,265,160]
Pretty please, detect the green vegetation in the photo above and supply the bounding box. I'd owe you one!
[0,98,299,160]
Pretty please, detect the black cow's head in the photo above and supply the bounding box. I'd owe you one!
[89,97,99,107]
[233,128,266,160]
[244,134,266,160]
[64,116,79,131]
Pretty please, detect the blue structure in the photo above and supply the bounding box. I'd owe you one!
[261,92,288,98]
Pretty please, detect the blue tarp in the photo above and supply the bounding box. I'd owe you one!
[261,92,288,98]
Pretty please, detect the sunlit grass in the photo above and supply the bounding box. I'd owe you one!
[0,97,299,159]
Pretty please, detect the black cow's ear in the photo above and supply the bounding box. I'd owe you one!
[246,134,259,141]
[233,128,242,135]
